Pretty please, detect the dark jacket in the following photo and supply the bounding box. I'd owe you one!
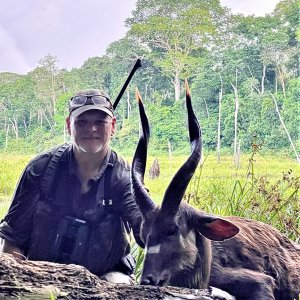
[0,144,143,275]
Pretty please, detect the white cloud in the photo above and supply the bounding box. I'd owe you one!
[0,25,31,74]
[0,0,279,74]
[220,0,278,16]
[0,0,137,74]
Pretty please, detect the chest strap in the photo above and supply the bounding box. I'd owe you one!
[102,152,114,206]
[40,144,69,199]
[100,152,130,233]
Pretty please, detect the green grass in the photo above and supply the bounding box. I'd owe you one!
[144,153,299,202]
[0,153,34,218]
[0,153,34,198]
[144,152,299,242]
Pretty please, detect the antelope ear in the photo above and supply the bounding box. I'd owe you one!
[199,218,240,241]
[191,211,239,241]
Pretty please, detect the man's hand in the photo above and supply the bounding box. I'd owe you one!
[0,238,26,260]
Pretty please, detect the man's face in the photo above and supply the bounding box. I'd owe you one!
[67,109,116,154]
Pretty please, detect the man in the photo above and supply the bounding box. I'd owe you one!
[0,89,143,284]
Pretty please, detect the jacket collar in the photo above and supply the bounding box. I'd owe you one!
[68,145,112,180]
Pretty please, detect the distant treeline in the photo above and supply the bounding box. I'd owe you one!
[0,0,299,158]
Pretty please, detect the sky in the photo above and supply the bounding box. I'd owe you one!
[0,0,280,75]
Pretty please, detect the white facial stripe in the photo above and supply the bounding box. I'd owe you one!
[146,244,161,254]
[187,230,196,244]
[179,231,195,244]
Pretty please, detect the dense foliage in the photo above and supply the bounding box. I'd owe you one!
[0,0,299,159]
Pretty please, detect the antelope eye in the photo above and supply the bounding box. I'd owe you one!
[167,225,177,236]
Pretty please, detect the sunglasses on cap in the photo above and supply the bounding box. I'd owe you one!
[69,94,112,109]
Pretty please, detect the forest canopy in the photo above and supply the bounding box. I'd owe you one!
[0,0,299,160]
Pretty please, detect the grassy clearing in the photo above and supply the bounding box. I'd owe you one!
[0,153,34,198]
[0,151,299,241]
[144,152,299,242]
[0,153,34,218]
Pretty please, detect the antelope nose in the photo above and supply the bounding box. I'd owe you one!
[141,274,157,286]
[141,274,167,286]
[141,275,152,285]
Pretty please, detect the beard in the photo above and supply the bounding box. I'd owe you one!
[76,138,109,154]
[79,144,104,154]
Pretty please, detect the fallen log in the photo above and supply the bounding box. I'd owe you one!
[0,253,235,299]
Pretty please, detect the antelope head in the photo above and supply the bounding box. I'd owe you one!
[131,81,239,288]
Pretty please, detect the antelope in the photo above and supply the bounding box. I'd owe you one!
[131,82,300,300]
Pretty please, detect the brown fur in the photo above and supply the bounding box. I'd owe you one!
[140,203,300,300]
[210,216,300,300]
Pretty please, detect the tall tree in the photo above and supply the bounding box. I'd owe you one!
[29,54,61,129]
[126,0,230,101]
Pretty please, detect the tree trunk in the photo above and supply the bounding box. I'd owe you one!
[62,81,66,93]
[29,109,33,127]
[23,117,28,137]
[51,73,56,115]
[277,66,287,99]
[0,253,232,300]
[261,65,266,94]
[174,71,180,101]
[122,104,126,128]
[217,76,223,163]
[127,89,131,119]
[64,122,67,143]
[231,73,239,168]
[247,65,260,94]
[202,97,210,117]
[5,123,9,150]
[144,83,148,102]
[271,94,300,163]
[10,116,19,139]
[37,110,43,128]
[42,111,54,130]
